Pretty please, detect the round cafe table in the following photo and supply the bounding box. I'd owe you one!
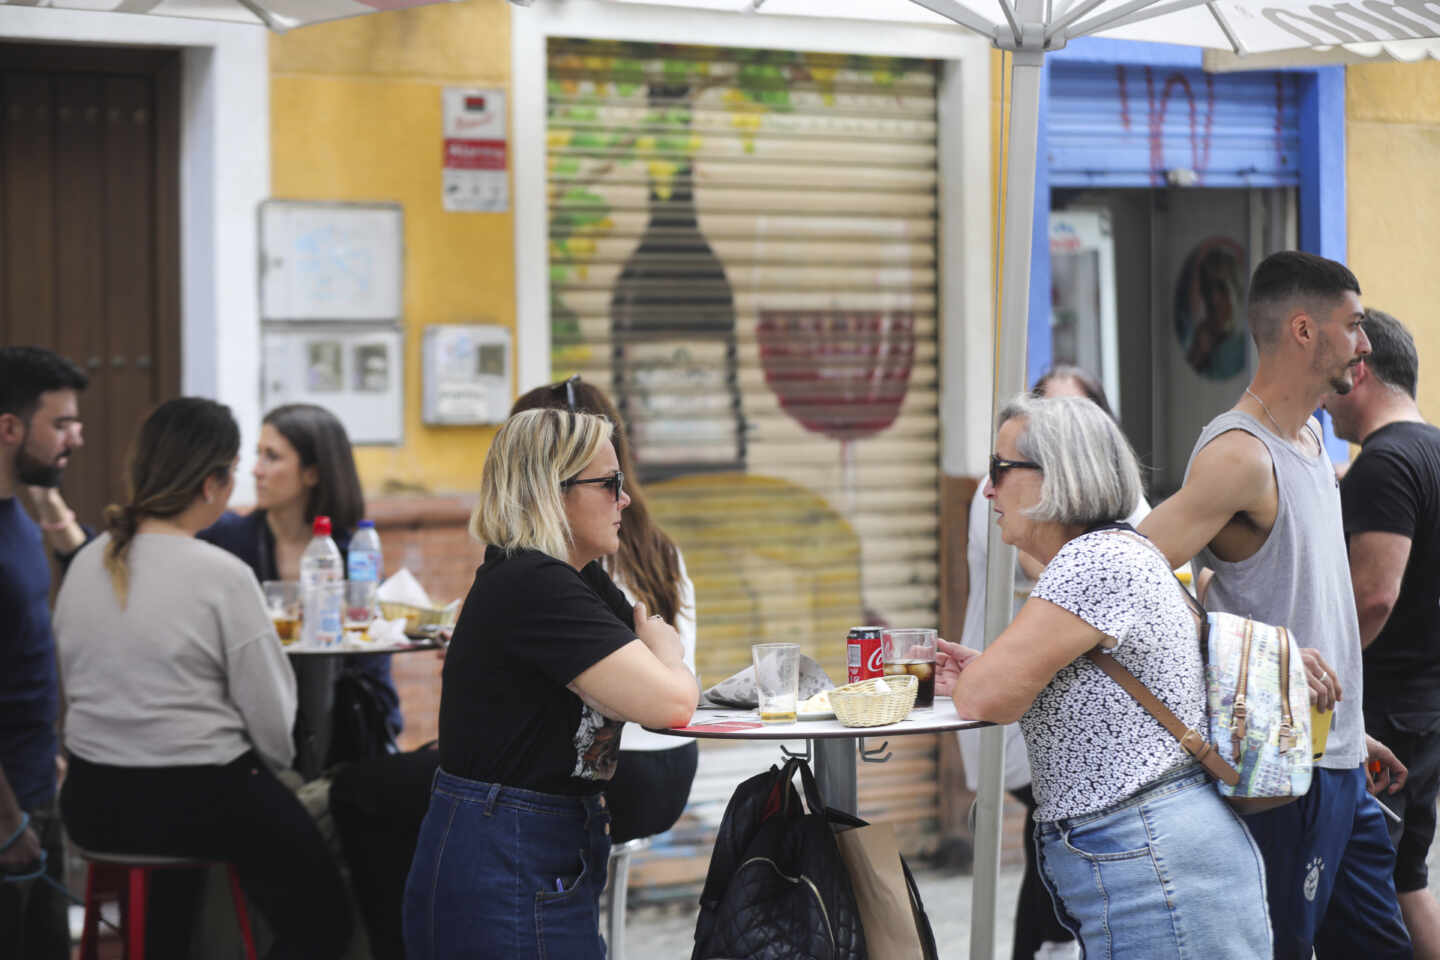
[649,699,988,815]
[285,638,441,780]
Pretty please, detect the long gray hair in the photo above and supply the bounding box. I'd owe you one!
[998,394,1143,526]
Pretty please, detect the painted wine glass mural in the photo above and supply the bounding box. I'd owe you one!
[755,308,916,510]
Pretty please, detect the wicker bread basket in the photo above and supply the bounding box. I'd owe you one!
[379,601,454,636]
[830,675,918,727]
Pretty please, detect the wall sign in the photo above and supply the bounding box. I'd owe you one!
[443,88,508,213]
[262,325,404,445]
[421,324,511,425]
[260,201,403,322]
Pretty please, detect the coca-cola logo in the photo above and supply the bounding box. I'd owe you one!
[868,647,884,673]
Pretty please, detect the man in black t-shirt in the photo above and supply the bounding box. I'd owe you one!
[1327,308,1440,956]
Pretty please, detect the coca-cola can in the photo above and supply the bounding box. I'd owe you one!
[847,626,885,684]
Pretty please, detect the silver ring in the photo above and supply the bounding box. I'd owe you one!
[648,614,664,621]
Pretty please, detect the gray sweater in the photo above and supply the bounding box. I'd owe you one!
[55,533,296,771]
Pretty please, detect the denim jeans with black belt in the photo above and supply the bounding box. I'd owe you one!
[1035,763,1272,959]
[403,769,612,960]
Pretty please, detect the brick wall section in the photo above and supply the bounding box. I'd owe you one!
[369,495,484,750]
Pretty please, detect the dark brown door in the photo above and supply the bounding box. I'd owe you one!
[0,43,181,529]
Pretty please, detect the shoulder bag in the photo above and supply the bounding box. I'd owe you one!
[1084,527,1312,813]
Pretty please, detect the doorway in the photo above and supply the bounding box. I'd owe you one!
[1050,186,1296,499]
[0,43,181,528]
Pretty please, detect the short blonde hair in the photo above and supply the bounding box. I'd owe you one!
[999,394,1143,526]
[471,408,613,560]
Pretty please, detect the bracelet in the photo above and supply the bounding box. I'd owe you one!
[0,812,30,854]
[39,509,75,533]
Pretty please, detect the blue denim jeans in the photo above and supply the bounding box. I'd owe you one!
[1036,764,1272,959]
[402,770,612,960]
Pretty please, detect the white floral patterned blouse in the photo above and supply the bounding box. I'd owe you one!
[1022,528,1206,822]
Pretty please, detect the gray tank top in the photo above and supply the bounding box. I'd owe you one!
[1188,411,1364,770]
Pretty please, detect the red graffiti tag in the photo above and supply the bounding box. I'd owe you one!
[1144,67,1217,185]
[1116,64,1131,131]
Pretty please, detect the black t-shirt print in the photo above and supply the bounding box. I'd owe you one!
[1341,420,1440,712]
[438,546,637,795]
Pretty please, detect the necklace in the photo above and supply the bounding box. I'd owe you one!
[1245,387,1288,437]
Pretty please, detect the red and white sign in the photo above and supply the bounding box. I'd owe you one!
[442,88,507,213]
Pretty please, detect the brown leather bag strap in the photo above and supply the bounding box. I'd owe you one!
[1084,649,1240,787]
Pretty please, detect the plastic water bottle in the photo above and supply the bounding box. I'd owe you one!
[300,515,343,647]
[347,520,383,584]
[347,519,383,620]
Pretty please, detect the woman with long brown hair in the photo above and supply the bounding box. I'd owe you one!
[201,402,402,756]
[54,397,352,960]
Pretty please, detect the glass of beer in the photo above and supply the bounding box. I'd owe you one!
[752,642,800,724]
[262,580,302,645]
[883,628,937,708]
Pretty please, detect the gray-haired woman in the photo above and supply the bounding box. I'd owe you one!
[936,395,1271,959]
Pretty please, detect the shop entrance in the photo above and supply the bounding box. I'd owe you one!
[1050,186,1297,499]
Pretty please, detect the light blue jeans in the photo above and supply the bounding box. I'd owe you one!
[1036,764,1272,959]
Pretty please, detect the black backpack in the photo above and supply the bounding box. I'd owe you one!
[692,757,867,960]
[326,665,398,766]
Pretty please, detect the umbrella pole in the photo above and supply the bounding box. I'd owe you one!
[970,41,1045,960]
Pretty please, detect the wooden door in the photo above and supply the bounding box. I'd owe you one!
[0,43,181,528]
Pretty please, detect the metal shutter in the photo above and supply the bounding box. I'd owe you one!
[545,39,942,866]
[1049,61,1303,188]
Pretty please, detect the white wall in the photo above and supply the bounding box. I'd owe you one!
[510,0,995,476]
[0,8,268,501]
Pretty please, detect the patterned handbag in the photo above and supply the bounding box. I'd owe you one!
[1202,611,1313,809]
[1085,526,1311,813]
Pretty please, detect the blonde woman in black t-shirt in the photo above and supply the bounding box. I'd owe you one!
[402,409,698,960]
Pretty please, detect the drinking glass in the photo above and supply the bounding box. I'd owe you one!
[752,642,800,724]
[882,628,937,708]
[343,580,378,643]
[262,580,302,646]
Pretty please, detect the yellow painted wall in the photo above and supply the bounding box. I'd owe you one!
[270,0,512,495]
[1347,61,1440,424]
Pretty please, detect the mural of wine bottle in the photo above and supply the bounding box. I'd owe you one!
[610,83,746,484]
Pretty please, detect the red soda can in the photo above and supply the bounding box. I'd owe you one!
[847,626,885,684]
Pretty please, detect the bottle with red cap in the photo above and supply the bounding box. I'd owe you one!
[300,515,343,647]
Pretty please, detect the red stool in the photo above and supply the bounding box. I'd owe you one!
[75,848,258,960]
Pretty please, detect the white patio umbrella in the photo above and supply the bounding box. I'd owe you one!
[1206,35,1440,69]
[0,0,458,32]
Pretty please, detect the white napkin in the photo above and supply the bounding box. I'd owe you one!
[377,568,433,608]
[366,617,410,646]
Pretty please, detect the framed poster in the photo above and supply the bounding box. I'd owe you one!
[260,201,403,322]
[262,325,403,444]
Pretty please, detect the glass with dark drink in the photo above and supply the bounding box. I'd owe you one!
[882,628,937,708]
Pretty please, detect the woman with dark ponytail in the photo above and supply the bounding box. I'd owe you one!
[54,398,352,960]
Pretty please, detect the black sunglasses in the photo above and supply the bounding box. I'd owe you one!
[561,470,625,502]
[989,454,1042,488]
[552,374,581,413]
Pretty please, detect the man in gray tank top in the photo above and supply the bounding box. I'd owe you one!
[1140,251,1411,960]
